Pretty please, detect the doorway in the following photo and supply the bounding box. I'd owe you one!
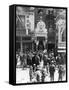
[48,43,55,52]
[38,41,44,50]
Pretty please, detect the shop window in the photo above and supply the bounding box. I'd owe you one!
[16,42,20,52]
[62,29,66,42]
[16,15,25,29]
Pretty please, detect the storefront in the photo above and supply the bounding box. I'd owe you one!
[16,35,33,53]
[16,7,66,57]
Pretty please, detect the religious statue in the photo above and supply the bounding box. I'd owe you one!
[35,16,47,34]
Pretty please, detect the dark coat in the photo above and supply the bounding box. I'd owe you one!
[27,54,32,65]
[49,65,55,76]
[43,55,48,66]
[32,55,40,66]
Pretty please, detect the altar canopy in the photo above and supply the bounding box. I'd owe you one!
[35,19,47,38]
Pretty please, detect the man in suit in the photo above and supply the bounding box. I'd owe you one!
[49,63,55,81]
[32,53,40,72]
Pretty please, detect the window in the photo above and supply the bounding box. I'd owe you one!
[16,15,25,29]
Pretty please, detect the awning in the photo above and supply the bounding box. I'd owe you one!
[58,50,66,52]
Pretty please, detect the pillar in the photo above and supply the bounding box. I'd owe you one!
[43,41,46,49]
[36,40,39,51]
[20,36,23,53]
[26,29,28,35]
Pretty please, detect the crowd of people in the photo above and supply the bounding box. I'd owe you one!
[16,49,66,83]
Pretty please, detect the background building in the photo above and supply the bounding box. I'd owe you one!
[16,6,66,59]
